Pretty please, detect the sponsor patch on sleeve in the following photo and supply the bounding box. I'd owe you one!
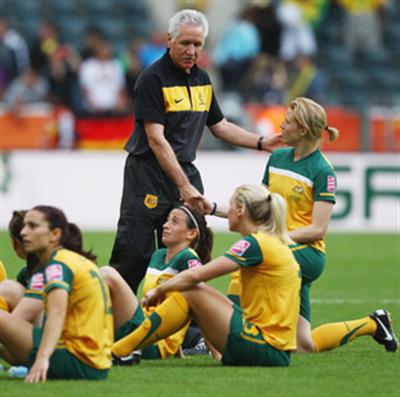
[45,264,63,282]
[228,240,251,257]
[188,259,201,269]
[327,175,336,193]
[31,273,44,290]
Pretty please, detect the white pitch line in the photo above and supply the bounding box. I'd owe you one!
[311,298,400,305]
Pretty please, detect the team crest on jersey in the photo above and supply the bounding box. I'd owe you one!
[229,240,251,257]
[188,259,201,269]
[31,273,44,290]
[144,194,158,209]
[292,185,304,194]
[45,264,63,281]
[327,176,336,193]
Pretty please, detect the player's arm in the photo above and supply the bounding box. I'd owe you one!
[25,288,68,383]
[142,256,239,307]
[209,118,282,152]
[202,199,228,218]
[289,201,334,243]
[145,121,204,212]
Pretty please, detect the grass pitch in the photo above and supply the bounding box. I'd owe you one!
[1,232,399,397]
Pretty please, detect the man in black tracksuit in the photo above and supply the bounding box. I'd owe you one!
[110,9,280,294]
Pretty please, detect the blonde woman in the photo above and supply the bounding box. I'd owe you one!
[113,184,301,366]
[221,98,397,353]
[261,97,397,353]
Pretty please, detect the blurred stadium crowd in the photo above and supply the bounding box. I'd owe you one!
[1,0,399,150]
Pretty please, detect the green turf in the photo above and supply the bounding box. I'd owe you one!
[1,232,399,397]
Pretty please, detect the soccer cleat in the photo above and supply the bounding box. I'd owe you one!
[183,337,209,356]
[370,309,398,352]
[112,350,142,366]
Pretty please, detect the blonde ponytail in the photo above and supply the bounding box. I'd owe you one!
[290,97,340,143]
[325,126,340,143]
[268,193,293,245]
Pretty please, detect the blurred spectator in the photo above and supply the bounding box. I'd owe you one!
[276,0,317,62]
[251,0,282,58]
[0,18,30,97]
[337,0,386,56]
[0,41,16,98]
[213,6,260,92]
[78,39,129,114]
[30,21,81,108]
[0,18,30,76]
[80,25,105,60]
[285,54,326,104]
[296,0,330,30]
[138,30,165,69]
[120,38,143,102]
[244,54,287,104]
[3,66,49,113]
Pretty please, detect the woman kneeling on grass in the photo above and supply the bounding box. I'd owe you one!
[102,205,213,362]
[113,184,301,366]
[0,206,114,382]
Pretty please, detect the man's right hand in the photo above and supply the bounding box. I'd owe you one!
[180,184,205,214]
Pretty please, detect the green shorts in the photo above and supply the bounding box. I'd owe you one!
[114,305,161,359]
[222,304,291,367]
[290,244,325,322]
[227,294,241,307]
[29,327,109,380]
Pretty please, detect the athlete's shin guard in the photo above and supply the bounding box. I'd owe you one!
[311,317,377,352]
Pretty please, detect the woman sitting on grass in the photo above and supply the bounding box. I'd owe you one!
[0,206,113,382]
[113,184,301,366]
[0,210,44,326]
[102,205,213,362]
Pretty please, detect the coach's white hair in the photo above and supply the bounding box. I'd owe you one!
[168,9,209,41]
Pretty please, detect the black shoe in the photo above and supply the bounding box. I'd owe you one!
[112,350,142,366]
[183,337,209,356]
[370,309,398,352]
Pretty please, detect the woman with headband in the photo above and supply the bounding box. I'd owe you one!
[113,184,301,367]
[101,205,213,362]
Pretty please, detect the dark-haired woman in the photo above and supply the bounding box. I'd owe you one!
[0,206,113,382]
[113,185,301,367]
[102,205,213,360]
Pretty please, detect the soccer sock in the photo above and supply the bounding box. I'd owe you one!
[311,316,377,352]
[0,296,10,312]
[112,292,190,357]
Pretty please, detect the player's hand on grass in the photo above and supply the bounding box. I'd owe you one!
[25,356,49,383]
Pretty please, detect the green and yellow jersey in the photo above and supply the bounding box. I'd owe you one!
[224,232,301,351]
[43,249,113,370]
[142,247,202,358]
[16,266,29,287]
[262,147,336,253]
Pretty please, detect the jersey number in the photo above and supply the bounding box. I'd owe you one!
[90,270,112,315]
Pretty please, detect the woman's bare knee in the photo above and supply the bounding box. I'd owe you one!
[0,280,25,311]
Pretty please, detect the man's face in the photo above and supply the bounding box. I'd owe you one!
[167,24,205,73]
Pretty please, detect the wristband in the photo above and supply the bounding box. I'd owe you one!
[210,202,217,215]
[257,136,264,151]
